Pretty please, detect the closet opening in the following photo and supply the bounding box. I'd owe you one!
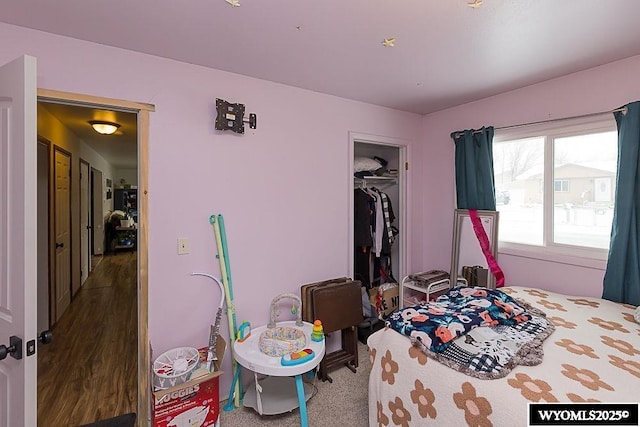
[348,133,407,317]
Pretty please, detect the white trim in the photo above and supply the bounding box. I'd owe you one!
[499,243,607,270]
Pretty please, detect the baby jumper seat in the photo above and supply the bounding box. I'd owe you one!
[259,293,306,357]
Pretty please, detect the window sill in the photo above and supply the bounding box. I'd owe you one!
[498,243,607,271]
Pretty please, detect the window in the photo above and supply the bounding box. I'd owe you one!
[493,118,618,256]
[554,180,569,192]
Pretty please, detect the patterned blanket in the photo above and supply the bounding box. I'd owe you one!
[387,286,532,353]
[430,310,554,378]
[386,286,555,378]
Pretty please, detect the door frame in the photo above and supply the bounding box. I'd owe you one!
[37,137,52,331]
[38,88,154,423]
[348,132,409,283]
[79,158,90,284]
[91,167,104,256]
[38,136,54,328]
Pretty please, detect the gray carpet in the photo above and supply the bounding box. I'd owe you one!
[219,342,371,427]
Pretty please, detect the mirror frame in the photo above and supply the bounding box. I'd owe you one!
[450,209,500,289]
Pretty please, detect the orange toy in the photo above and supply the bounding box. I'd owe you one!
[311,320,324,342]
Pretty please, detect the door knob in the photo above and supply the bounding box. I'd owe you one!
[55,242,64,249]
[39,330,53,345]
[0,336,22,361]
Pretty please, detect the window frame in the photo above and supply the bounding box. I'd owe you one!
[493,115,617,267]
[554,179,569,192]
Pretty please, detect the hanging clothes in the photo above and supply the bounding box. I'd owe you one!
[354,188,375,288]
[354,188,374,248]
[366,188,384,257]
[371,188,396,255]
[354,186,398,287]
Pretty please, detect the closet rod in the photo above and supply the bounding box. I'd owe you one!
[454,106,627,138]
[354,177,397,189]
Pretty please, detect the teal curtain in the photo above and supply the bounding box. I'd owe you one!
[451,126,496,210]
[603,101,640,305]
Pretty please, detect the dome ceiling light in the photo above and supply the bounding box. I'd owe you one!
[89,120,121,135]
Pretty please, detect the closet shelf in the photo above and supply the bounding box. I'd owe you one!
[354,176,398,187]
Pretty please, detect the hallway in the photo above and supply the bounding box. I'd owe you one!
[37,252,138,426]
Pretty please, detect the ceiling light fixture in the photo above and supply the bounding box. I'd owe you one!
[89,120,120,135]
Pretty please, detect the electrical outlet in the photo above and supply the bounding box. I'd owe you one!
[177,238,190,255]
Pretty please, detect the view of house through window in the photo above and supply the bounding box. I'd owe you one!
[493,121,618,253]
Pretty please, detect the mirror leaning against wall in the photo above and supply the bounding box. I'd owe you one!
[450,209,499,290]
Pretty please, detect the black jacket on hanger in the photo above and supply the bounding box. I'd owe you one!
[354,189,374,247]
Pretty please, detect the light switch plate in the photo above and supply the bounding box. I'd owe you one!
[177,238,190,255]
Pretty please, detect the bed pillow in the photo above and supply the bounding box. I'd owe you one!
[634,306,640,324]
[354,157,382,172]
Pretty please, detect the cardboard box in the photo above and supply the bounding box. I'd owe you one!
[369,284,399,317]
[152,337,226,427]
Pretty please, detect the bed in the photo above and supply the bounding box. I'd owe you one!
[367,286,640,426]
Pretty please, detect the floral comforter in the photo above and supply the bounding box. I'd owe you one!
[386,286,532,352]
[386,286,555,378]
[368,286,640,427]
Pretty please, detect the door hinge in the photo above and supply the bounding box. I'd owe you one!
[405,162,409,171]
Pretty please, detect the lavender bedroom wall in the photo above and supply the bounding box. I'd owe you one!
[419,54,640,298]
[0,22,422,399]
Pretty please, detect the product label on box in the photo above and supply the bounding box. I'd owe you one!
[153,377,219,427]
[156,383,200,405]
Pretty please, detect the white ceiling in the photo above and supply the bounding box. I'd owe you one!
[18,0,638,170]
[5,0,640,115]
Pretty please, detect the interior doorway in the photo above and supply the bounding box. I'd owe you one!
[35,89,153,424]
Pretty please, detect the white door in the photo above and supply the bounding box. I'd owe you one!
[92,168,104,255]
[0,55,38,427]
[594,177,612,202]
[54,149,71,321]
[80,160,90,283]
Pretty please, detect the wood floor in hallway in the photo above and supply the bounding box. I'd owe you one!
[37,251,138,427]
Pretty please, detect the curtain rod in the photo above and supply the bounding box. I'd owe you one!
[455,106,627,138]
